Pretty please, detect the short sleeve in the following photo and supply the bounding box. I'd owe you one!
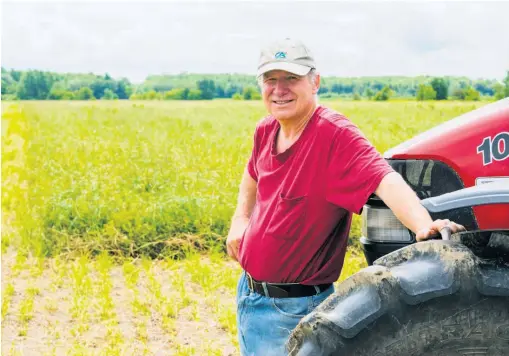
[247,127,260,182]
[326,124,394,214]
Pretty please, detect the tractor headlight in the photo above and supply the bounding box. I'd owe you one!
[361,205,413,242]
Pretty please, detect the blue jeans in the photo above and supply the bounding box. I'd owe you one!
[236,271,334,356]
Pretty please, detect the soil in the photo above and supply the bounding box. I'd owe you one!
[1,249,240,356]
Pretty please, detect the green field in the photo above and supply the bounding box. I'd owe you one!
[1,99,488,355]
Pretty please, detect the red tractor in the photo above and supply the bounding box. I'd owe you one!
[287,98,509,355]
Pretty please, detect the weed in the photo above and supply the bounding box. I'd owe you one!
[2,283,15,320]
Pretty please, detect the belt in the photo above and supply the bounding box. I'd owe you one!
[246,273,332,298]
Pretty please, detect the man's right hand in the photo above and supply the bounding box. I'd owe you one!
[226,217,249,262]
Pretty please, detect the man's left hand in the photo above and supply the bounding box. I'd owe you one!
[415,219,466,242]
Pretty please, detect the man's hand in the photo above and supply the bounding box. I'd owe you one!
[415,219,465,242]
[226,217,249,262]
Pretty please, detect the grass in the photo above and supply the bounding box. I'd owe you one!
[95,253,116,320]
[1,99,492,354]
[94,253,124,354]
[2,283,15,321]
[142,260,180,335]
[121,260,153,349]
[17,285,37,336]
[1,99,487,259]
[69,255,92,322]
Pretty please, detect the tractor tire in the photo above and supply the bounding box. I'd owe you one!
[286,240,509,356]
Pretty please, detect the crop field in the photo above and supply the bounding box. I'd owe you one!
[1,99,487,355]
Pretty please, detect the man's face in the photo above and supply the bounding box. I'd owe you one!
[261,70,320,122]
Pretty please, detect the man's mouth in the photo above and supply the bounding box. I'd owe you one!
[272,100,294,105]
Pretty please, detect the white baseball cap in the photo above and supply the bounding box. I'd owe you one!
[257,38,316,78]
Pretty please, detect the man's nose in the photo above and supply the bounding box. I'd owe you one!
[274,79,289,95]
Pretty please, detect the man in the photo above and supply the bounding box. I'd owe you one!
[226,38,464,356]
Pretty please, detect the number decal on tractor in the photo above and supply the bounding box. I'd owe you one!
[477,132,509,165]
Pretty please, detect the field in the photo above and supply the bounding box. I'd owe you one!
[1,99,487,355]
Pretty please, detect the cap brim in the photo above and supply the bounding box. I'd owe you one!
[257,62,312,78]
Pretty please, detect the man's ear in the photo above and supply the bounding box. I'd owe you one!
[312,74,321,94]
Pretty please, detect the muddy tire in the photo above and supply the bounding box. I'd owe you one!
[286,240,509,356]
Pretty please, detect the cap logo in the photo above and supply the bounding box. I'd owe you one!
[275,51,287,59]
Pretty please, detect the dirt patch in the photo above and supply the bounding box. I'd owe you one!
[1,252,241,355]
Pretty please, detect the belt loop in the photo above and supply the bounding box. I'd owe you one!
[314,286,320,295]
[247,273,254,291]
[262,282,270,297]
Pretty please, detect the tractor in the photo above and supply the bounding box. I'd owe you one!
[287,98,509,355]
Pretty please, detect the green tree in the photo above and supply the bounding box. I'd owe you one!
[164,88,181,100]
[232,93,242,100]
[451,86,479,101]
[197,79,215,100]
[16,70,54,99]
[10,69,22,82]
[225,83,241,97]
[215,85,225,98]
[318,86,329,95]
[243,86,261,100]
[91,77,117,99]
[63,91,75,100]
[187,89,203,100]
[163,88,190,100]
[1,69,16,95]
[430,78,448,100]
[464,87,480,101]
[365,88,374,100]
[115,78,132,99]
[75,87,95,100]
[451,88,465,100]
[494,83,506,100]
[373,86,393,101]
[48,87,75,100]
[145,90,158,100]
[474,81,494,96]
[416,84,437,100]
[102,88,118,100]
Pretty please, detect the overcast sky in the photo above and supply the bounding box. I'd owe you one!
[2,1,509,83]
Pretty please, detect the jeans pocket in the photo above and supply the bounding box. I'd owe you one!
[237,297,249,352]
[271,296,310,318]
[236,272,250,304]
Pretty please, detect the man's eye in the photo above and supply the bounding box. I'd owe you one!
[288,76,298,81]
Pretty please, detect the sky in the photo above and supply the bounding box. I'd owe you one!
[2,1,509,83]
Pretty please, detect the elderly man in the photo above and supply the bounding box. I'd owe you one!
[226,38,464,356]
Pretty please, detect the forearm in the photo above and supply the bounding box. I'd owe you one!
[375,172,433,234]
[226,167,257,261]
[231,167,257,223]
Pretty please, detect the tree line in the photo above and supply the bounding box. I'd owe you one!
[2,67,508,101]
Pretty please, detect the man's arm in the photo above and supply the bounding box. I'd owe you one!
[375,172,465,241]
[226,167,257,261]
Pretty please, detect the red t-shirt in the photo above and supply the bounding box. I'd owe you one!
[237,106,394,285]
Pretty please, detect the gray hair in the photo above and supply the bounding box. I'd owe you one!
[307,68,318,86]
